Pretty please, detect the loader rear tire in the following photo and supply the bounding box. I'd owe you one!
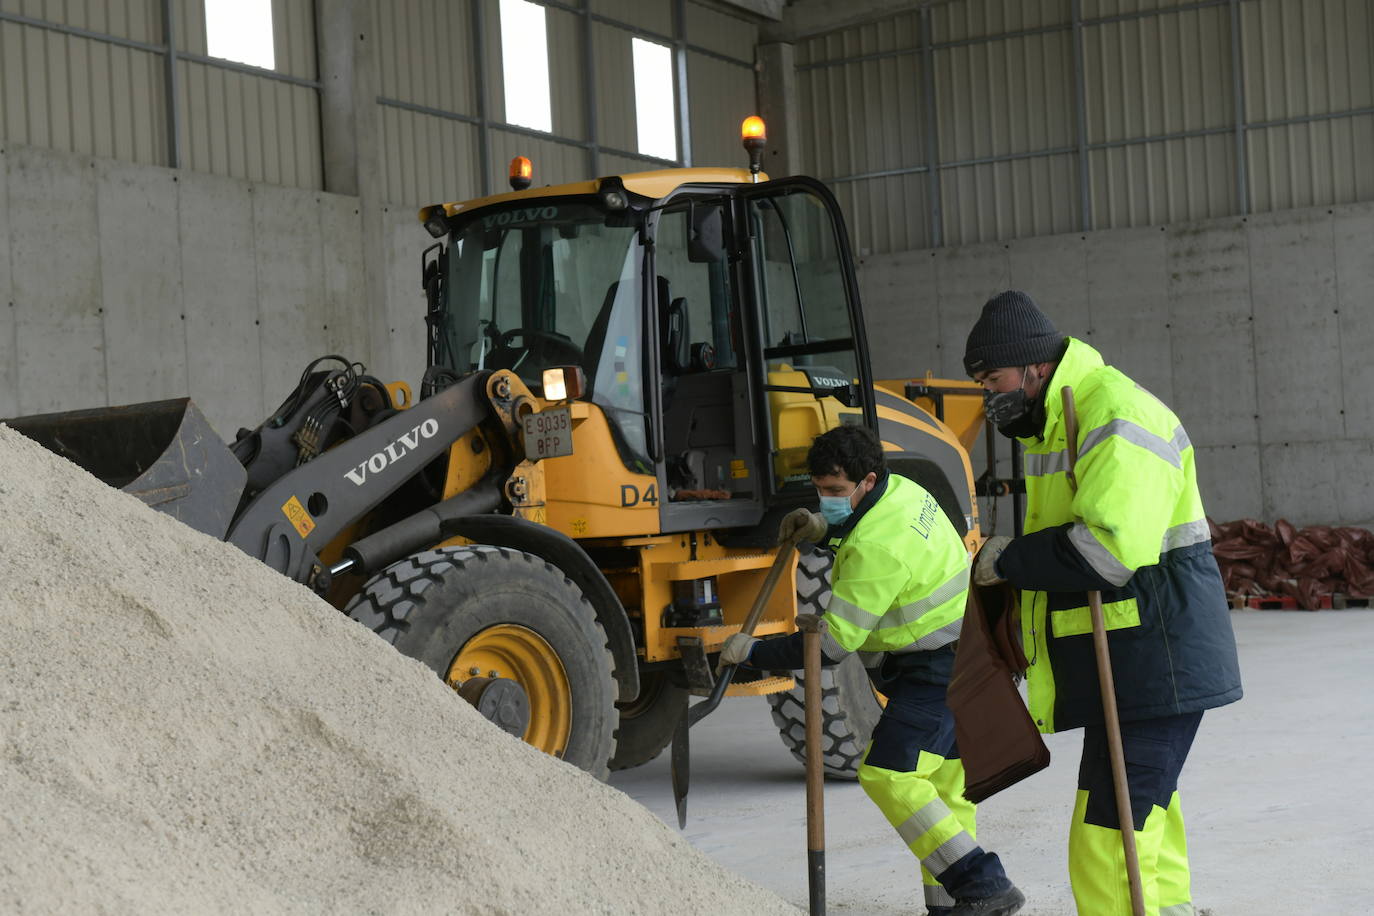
[608,670,686,771]
[345,545,618,780]
[766,547,885,779]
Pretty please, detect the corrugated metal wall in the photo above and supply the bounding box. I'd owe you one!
[1084,2,1235,227]
[1243,0,1374,212]
[1,1,167,165]
[594,0,670,36]
[2,0,758,206]
[374,0,759,210]
[591,17,638,156]
[685,2,757,167]
[0,0,322,187]
[933,0,1069,42]
[175,0,320,187]
[935,23,1078,243]
[373,0,488,205]
[687,51,758,167]
[797,0,1374,253]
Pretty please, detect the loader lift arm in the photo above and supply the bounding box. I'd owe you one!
[226,370,527,586]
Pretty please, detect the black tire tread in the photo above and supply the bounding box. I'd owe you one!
[345,545,618,780]
[766,548,882,780]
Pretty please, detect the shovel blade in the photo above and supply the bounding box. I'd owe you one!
[669,704,690,828]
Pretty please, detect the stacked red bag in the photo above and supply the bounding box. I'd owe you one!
[1209,518,1374,609]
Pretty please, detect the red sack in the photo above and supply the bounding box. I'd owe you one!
[1211,516,1374,603]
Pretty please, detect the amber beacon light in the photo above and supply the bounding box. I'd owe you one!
[741,116,767,182]
[509,156,533,191]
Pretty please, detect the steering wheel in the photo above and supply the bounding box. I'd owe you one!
[497,327,574,351]
[487,327,585,374]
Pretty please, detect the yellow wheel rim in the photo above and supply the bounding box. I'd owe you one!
[446,624,572,756]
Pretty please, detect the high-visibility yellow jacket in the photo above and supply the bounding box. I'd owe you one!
[997,338,1243,733]
[749,472,968,679]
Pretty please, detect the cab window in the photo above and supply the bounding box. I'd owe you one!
[442,201,650,466]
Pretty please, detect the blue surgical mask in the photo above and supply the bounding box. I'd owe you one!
[817,484,859,527]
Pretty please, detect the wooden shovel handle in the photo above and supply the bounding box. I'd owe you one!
[797,613,827,915]
[1060,385,1145,916]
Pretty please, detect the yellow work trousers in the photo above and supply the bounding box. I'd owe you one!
[1069,790,1193,916]
[859,747,978,912]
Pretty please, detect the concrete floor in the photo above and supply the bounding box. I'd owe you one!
[609,611,1374,914]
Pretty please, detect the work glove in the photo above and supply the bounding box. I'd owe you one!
[973,535,1012,586]
[717,633,759,672]
[778,508,828,545]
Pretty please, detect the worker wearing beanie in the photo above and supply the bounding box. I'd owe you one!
[964,290,1242,916]
[721,425,1025,916]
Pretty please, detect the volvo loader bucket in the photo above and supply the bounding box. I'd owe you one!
[4,398,246,539]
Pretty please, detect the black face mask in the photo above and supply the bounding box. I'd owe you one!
[985,368,1046,439]
[995,399,1045,439]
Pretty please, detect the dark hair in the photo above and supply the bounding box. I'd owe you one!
[807,424,885,483]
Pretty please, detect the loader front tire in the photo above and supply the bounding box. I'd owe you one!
[345,545,618,780]
[766,547,885,779]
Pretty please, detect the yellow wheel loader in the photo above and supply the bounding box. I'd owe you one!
[4,123,990,782]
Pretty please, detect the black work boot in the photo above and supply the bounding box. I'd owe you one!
[950,885,1025,916]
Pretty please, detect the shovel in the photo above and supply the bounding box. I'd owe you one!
[670,514,824,828]
[796,612,828,916]
[1061,385,1146,916]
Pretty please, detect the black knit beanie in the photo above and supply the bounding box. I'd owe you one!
[963,290,1066,376]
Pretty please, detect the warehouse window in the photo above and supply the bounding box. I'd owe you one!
[632,38,677,161]
[204,0,275,70]
[500,0,553,133]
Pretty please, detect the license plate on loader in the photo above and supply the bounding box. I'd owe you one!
[522,407,573,460]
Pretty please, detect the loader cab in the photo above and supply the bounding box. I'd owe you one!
[425,173,876,537]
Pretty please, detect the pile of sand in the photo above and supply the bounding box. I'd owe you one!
[0,425,796,915]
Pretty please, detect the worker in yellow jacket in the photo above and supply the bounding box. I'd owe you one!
[722,425,1024,916]
[965,290,1242,916]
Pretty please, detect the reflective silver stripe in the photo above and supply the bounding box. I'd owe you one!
[889,617,964,653]
[857,650,885,669]
[1171,425,1191,452]
[922,831,979,875]
[819,628,852,661]
[825,594,878,629]
[913,617,963,650]
[830,568,967,640]
[1067,522,1134,586]
[1162,518,1211,553]
[1024,449,1070,477]
[1079,418,1182,469]
[877,567,969,631]
[924,883,956,907]
[1159,904,1194,916]
[895,799,950,846]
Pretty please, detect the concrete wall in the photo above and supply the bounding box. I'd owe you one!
[859,198,1374,528]
[6,141,1371,531]
[0,143,431,438]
